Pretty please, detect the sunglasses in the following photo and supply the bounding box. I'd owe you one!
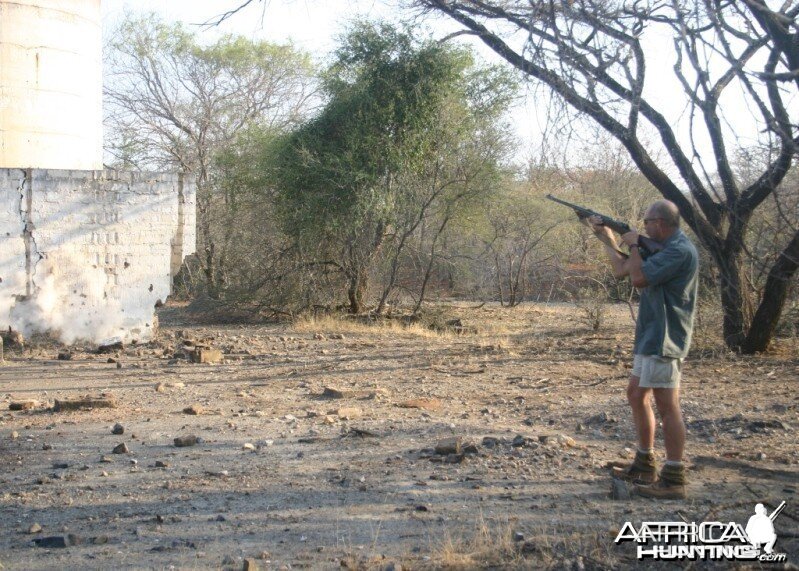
[643,217,663,224]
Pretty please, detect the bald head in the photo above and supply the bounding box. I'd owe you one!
[649,200,680,228]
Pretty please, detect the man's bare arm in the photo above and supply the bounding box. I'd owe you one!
[620,232,648,287]
[588,217,629,278]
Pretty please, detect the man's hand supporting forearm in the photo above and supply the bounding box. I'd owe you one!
[588,216,648,286]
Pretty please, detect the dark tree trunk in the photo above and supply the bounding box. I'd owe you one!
[347,269,368,314]
[741,228,799,352]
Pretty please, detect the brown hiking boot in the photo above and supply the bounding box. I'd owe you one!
[636,464,687,500]
[611,450,657,484]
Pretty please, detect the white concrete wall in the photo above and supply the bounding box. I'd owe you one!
[0,169,196,343]
[0,0,103,170]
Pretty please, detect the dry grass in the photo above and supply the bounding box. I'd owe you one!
[413,515,624,571]
[290,313,454,339]
[437,516,525,570]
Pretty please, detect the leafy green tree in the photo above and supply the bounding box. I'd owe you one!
[271,22,512,313]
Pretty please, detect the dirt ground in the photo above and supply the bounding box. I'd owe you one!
[1,302,797,570]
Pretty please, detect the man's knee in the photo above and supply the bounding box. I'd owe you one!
[653,389,683,420]
[627,377,650,407]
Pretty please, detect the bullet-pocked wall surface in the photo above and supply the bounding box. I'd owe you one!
[0,169,196,343]
[0,0,103,170]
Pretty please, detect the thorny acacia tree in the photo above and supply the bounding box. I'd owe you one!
[411,0,799,353]
[104,14,315,298]
[271,23,507,314]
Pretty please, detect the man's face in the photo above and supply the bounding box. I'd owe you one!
[643,208,665,241]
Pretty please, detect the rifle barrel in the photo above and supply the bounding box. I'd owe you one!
[769,501,786,521]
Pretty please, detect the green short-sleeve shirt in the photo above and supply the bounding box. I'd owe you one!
[634,229,699,358]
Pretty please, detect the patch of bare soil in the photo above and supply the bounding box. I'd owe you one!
[0,303,797,570]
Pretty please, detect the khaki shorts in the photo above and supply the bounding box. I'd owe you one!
[632,354,682,389]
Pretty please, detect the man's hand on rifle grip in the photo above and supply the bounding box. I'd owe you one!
[620,231,640,248]
[586,215,616,247]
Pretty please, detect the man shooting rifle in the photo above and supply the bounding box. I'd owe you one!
[556,196,699,500]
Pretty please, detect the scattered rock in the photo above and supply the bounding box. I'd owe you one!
[321,387,379,399]
[539,434,576,447]
[397,398,442,411]
[611,478,631,500]
[585,412,616,426]
[174,435,200,447]
[112,443,129,454]
[28,523,43,534]
[321,387,347,399]
[155,460,169,468]
[242,443,256,451]
[512,434,532,448]
[330,333,346,340]
[33,534,82,548]
[183,404,204,415]
[112,423,125,435]
[243,558,260,571]
[482,436,500,448]
[10,430,19,439]
[96,341,124,354]
[435,437,462,455]
[53,395,118,412]
[57,351,73,361]
[9,401,38,411]
[155,383,166,392]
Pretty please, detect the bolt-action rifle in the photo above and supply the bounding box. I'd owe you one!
[546,194,664,259]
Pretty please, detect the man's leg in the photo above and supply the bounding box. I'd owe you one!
[613,375,657,483]
[652,387,685,461]
[637,386,687,499]
[627,375,655,451]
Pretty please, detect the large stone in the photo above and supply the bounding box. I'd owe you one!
[33,534,82,548]
[112,443,129,454]
[174,435,200,447]
[53,395,118,412]
[435,437,462,455]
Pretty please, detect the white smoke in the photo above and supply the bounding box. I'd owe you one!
[1,251,155,345]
